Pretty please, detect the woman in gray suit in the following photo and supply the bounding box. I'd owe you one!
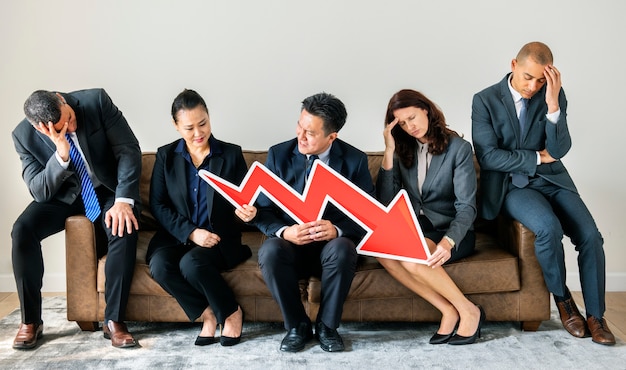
[376,89,483,345]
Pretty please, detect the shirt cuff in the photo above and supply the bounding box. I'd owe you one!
[276,226,288,238]
[334,226,343,238]
[56,151,69,169]
[546,109,560,124]
[115,197,135,207]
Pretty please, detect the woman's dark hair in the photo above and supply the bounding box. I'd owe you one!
[385,89,458,168]
[171,89,209,122]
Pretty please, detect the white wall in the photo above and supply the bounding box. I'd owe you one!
[1,0,625,292]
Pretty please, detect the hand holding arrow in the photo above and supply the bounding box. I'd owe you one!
[200,160,431,264]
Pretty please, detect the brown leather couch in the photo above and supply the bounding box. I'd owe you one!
[65,151,550,332]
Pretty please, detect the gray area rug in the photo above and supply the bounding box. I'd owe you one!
[0,297,624,369]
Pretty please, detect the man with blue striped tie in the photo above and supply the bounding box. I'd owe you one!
[11,89,142,349]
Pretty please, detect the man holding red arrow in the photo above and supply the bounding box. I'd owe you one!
[245,92,375,353]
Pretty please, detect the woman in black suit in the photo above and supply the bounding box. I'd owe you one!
[147,89,253,346]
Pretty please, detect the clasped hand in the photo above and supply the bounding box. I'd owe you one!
[283,220,337,245]
[189,228,221,248]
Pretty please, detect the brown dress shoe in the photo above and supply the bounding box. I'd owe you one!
[103,321,137,348]
[555,297,588,338]
[13,322,43,349]
[587,316,616,345]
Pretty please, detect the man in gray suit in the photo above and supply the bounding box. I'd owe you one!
[11,89,141,349]
[472,42,614,345]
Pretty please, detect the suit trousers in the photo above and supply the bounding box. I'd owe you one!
[258,237,358,330]
[502,176,605,318]
[11,188,138,324]
[147,242,237,323]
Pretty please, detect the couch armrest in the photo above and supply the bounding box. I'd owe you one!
[497,216,550,327]
[65,215,99,325]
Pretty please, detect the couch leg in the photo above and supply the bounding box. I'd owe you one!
[521,321,541,331]
[76,321,99,331]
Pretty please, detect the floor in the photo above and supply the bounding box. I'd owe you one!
[1,291,625,341]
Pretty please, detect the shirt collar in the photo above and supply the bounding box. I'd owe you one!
[507,74,524,104]
[307,143,332,163]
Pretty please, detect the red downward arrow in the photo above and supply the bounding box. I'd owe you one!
[200,161,430,264]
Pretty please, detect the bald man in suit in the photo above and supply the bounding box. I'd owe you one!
[472,42,614,345]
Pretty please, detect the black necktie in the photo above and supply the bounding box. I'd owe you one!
[66,134,101,221]
[306,154,319,180]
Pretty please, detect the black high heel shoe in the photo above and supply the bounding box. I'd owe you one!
[448,305,485,345]
[194,335,217,346]
[429,319,460,344]
[220,306,244,347]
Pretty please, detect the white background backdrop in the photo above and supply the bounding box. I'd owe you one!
[1,0,624,291]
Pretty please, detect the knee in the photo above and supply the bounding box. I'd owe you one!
[11,218,34,243]
[258,239,289,270]
[574,227,604,251]
[178,251,206,280]
[149,253,176,283]
[334,243,357,265]
[322,239,357,267]
[532,217,563,242]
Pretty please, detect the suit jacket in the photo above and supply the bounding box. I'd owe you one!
[472,73,577,220]
[148,137,251,269]
[254,138,375,243]
[376,135,476,244]
[12,88,141,205]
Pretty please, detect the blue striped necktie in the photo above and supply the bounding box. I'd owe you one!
[512,98,530,188]
[66,134,101,221]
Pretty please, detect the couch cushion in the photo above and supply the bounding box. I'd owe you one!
[97,230,274,298]
[307,231,520,303]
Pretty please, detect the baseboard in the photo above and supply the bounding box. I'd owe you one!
[2,272,626,293]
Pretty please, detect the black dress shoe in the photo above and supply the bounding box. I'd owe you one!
[195,336,217,346]
[315,321,345,352]
[280,322,313,352]
[448,305,485,345]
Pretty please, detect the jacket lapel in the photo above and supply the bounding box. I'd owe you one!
[500,76,522,146]
[173,155,191,219]
[206,155,224,220]
[328,142,344,174]
[291,146,306,193]
[423,149,445,195]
